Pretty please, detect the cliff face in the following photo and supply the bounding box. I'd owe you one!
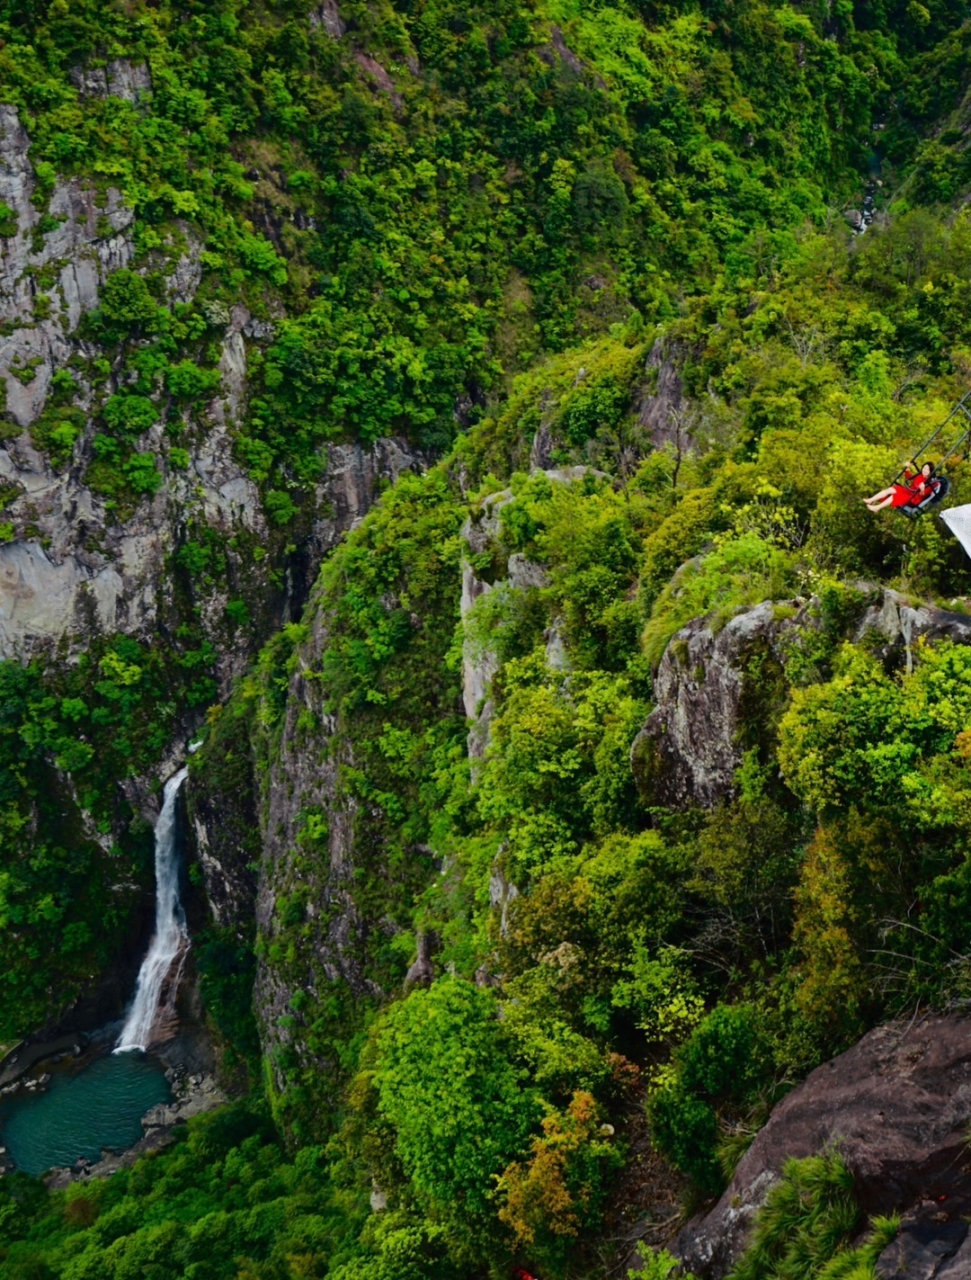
[672,1014,971,1279]
[0,97,429,1044]
[188,464,604,1120]
[632,588,971,810]
[252,602,377,1102]
[0,103,425,690]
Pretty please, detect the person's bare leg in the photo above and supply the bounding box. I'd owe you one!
[867,493,895,512]
[864,486,895,504]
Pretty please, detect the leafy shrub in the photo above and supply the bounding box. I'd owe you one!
[649,1006,767,1195]
[90,269,161,342]
[103,393,158,437]
[124,453,163,495]
[0,201,18,236]
[369,976,540,1249]
[165,361,222,401]
[497,1091,622,1271]
[642,533,795,668]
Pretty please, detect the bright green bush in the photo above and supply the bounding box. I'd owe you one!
[642,533,795,668]
[370,977,540,1247]
[164,361,222,401]
[103,393,158,437]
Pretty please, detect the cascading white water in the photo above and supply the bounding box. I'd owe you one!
[115,767,189,1052]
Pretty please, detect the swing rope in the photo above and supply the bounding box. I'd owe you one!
[891,388,971,484]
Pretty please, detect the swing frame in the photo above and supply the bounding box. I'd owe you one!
[889,389,971,519]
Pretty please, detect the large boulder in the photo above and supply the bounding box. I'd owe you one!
[673,1014,971,1279]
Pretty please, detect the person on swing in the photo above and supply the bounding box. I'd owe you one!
[864,460,937,513]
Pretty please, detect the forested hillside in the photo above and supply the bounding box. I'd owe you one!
[3,0,971,1275]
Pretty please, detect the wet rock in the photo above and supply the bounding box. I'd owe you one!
[845,208,864,230]
[876,1216,968,1279]
[935,1233,971,1278]
[141,1073,226,1131]
[672,1014,971,1279]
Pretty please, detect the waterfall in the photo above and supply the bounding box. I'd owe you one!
[115,767,189,1052]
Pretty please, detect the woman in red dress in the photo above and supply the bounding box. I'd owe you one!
[864,460,936,513]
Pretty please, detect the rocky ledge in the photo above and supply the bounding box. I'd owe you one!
[671,1013,971,1279]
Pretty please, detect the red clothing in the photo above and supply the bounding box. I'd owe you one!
[891,468,933,507]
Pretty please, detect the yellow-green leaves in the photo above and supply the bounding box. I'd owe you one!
[778,641,971,818]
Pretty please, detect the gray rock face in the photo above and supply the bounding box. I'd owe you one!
[459,466,589,759]
[636,337,691,449]
[252,595,380,1101]
[633,589,971,811]
[0,96,427,681]
[875,1217,969,1280]
[853,588,971,670]
[632,600,796,809]
[0,104,167,662]
[403,930,439,991]
[189,792,259,936]
[460,487,511,756]
[185,437,426,952]
[69,59,153,103]
[0,105,135,429]
[672,1014,971,1279]
[310,0,346,37]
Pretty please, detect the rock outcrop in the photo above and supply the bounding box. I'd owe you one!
[672,1014,971,1279]
[633,589,971,810]
[632,599,797,809]
[460,466,585,758]
[0,105,136,427]
[636,337,692,450]
[852,587,971,669]
[69,58,153,103]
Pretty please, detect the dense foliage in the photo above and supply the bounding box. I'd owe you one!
[5,0,971,1275]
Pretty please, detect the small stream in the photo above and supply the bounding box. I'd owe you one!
[0,1052,170,1176]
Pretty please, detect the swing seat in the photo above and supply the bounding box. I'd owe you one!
[899,475,950,519]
